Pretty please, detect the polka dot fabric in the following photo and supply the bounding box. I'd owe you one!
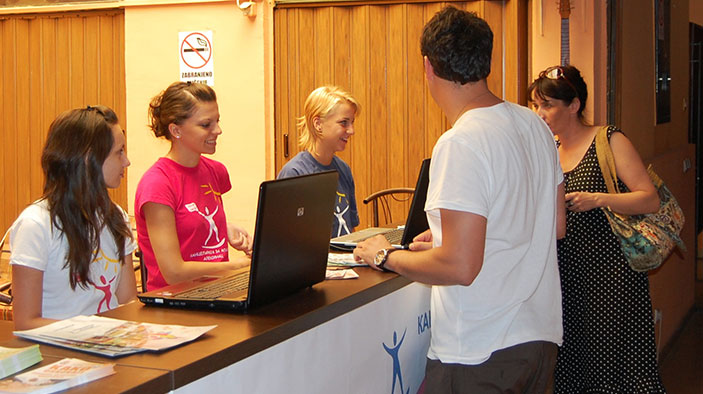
[554,126,666,393]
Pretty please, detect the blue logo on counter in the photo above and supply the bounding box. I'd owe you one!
[383,329,410,394]
[418,310,431,334]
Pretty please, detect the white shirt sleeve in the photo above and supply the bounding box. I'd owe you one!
[9,205,51,271]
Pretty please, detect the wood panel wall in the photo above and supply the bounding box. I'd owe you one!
[274,0,526,229]
[0,10,126,235]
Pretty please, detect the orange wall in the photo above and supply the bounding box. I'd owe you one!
[124,0,272,232]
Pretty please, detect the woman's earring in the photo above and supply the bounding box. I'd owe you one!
[169,123,181,140]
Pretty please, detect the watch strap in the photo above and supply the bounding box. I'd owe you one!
[378,248,398,272]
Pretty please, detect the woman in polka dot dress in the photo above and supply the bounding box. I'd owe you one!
[529,65,666,393]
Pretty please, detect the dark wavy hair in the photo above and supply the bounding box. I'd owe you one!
[148,82,218,140]
[420,6,493,84]
[527,65,589,120]
[41,105,132,290]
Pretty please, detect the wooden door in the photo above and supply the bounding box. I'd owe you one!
[274,0,526,229]
[0,10,126,234]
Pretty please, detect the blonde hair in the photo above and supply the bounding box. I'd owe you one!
[298,86,360,152]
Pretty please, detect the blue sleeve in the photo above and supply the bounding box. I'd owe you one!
[277,154,307,179]
[349,175,359,229]
[277,165,301,179]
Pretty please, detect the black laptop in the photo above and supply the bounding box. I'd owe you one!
[138,171,338,311]
[330,158,430,250]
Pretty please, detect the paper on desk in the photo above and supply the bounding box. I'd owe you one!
[325,269,359,280]
[14,315,216,357]
[0,357,115,393]
[327,253,366,267]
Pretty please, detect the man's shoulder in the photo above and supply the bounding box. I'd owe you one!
[505,101,546,125]
[472,101,537,124]
[441,102,550,151]
[460,102,547,135]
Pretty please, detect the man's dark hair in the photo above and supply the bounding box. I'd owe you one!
[420,6,493,84]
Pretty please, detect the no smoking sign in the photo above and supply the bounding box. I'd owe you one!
[179,31,214,86]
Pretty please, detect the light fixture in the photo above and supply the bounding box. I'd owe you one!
[236,0,256,17]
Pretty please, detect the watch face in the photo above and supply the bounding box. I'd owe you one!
[374,249,387,266]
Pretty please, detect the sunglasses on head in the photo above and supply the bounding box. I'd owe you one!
[84,105,107,117]
[541,66,578,95]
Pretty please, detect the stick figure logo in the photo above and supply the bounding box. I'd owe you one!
[94,274,116,313]
[185,202,226,249]
[383,329,410,394]
[334,191,350,236]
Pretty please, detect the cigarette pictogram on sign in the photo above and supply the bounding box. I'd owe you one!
[180,32,212,69]
[179,30,214,86]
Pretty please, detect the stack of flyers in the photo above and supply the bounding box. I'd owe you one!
[0,345,42,379]
[0,358,114,393]
[14,315,216,357]
[327,253,366,267]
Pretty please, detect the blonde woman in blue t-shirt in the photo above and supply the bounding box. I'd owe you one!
[277,86,361,237]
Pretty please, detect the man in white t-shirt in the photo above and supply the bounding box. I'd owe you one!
[354,6,566,392]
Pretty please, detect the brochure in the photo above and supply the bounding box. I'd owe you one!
[0,346,42,380]
[325,269,359,280]
[0,358,114,393]
[14,315,216,358]
[327,253,366,267]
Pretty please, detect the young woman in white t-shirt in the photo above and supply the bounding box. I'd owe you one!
[10,106,137,330]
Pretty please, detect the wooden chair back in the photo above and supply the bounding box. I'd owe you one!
[362,188,415,227]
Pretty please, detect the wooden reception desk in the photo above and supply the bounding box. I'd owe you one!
[0,268,431,393]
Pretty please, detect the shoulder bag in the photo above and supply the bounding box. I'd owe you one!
[594,126,686,272]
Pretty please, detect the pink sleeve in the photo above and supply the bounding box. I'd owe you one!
[212,159,232,195]
[135,165,178,217]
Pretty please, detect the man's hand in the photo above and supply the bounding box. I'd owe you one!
[353,235,393,270]
[409,229,433,251]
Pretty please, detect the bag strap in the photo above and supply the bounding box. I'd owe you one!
[647,165,664,189]
[595,125,620,194]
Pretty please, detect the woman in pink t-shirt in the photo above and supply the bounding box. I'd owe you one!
[135,82,251,291]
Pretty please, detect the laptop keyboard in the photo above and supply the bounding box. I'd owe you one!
[384,228,404,244]
[176,272,249,299]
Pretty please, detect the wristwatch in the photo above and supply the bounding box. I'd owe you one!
[374,248,397,272]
